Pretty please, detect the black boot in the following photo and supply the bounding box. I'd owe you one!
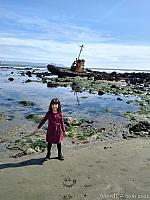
[57,143,64,160]
[45,142,52,160]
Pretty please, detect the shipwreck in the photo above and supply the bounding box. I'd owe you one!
[47,45,93,78]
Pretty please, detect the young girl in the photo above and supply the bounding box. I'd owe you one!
[35,98,67,161]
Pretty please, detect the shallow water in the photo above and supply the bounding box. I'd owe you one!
[0,68,139,124]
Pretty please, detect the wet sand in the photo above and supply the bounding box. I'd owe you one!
[0,138,150,200]
[0,67,150,199]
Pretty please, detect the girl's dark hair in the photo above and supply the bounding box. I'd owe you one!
[49,98,62,113]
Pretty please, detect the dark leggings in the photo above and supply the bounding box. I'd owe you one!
[47,142,62,154]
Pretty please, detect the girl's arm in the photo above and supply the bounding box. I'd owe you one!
[60,113,66,133]
[37,111,49,129]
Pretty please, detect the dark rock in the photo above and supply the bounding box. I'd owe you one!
[36,73,42,78]
[24,68,33,70]
[64,117,80,126]
[129,121,150,133]
[10,152,25,158]
[104,146,112,149]
[20,72,25,76]
[47,81,58,87]
[25,79,32,83]
[80,119,94,124]
[26,71,32,77]
[19,100,34,106]
[122,133,128,139]
[99,128,105,132]
[8,77,14,81]
[117,97,123,101]
[42,78,47,83]
[98,90,105,95]
[111,84,117,88]
[126,101,130,104]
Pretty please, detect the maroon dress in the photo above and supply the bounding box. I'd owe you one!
[37,111,66,144]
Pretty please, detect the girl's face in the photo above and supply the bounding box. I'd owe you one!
[52,103,58,112]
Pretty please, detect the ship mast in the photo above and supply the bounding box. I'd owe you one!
[77,44,84,60]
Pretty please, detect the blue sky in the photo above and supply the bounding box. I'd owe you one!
[0,0,150,69]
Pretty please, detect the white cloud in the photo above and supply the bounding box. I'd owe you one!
[85,43,150,69]
[0,37,150,69]
[18,17,113,43]
[0,7,114,43]
[0,7,150,70]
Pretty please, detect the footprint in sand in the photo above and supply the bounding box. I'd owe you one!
[84,183,93,188]
[96,160,103,163]
[140,163,150,170]
[63,193,73,200]
[104,146,112,149]
[120,168,128,172]
[63,176,76,188]
[120,168,128,175]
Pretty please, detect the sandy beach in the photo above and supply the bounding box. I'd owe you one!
[0,67,150,200]
[0,137,150,200]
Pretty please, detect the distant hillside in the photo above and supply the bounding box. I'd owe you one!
[0,60,47,67]
[0,60,66,68]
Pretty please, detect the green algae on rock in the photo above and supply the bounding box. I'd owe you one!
[7,134,47,156]
[19,100,34,106]
[26,114,43,123]
[0,113,6,123]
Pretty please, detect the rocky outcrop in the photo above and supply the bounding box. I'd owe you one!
[8,77,14,81]
[47,65,150,86]
[129,121,150,137]
[129,121,150,133]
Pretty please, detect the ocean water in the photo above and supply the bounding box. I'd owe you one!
[0,67,140,125]
[1,63,150,73]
